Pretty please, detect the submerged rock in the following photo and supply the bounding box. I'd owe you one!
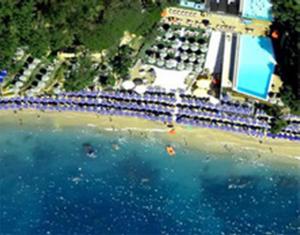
[111,140,120,151]
[82,143,97,158]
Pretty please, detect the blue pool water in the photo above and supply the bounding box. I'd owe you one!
[179,0,205,10]
[242,0,273,21]
[235,35,275,100]
[0,123,299,234]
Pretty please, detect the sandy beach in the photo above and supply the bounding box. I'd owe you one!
[0,109,299,165]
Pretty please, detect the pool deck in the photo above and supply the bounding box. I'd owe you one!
[221,33,233,88]
[204,31,223,74]
[164,7,271,37]
[242,0,273,21]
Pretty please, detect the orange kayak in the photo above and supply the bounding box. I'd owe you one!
[166,145,176,156]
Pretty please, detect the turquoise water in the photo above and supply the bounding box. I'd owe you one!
[236,36,275,100]
[242,0,273,21]
[0,123,299,234]
[179,0,205,10]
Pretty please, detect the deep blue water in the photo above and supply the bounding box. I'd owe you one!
[0,124,299,235]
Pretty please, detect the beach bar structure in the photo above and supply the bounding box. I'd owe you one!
[208,0,240,15]
[204,31,225,75]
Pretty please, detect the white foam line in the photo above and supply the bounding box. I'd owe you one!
[103,127,167,133]
[294,156,300,161]
[87,123,96,127]
[218,142,238,146]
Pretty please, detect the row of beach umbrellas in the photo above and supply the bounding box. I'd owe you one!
[0,94,299,140]
[176,116,299,141]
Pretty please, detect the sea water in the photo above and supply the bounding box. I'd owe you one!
[0,124,299,235]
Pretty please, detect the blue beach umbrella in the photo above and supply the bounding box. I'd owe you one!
[0,70,8,83]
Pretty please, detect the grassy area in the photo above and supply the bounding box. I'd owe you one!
[85,4,162,52]
[135,23,161,64]
[135,8,162,36]
[63,56,98,92]
[2,55,28,89]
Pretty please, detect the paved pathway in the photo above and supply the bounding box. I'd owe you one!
[164,7,271,37]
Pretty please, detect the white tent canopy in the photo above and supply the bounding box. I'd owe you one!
[152,66,190,91]
[134,85,147,94]
[122,80,135,90]
[196,79,211,89]
[204,31,222,74]
[193,88,208,97]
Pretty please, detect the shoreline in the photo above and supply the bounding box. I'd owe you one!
[1,109,300,166]
[1,92,299,143]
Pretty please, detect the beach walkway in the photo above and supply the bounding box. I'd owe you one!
[164,7,271,37]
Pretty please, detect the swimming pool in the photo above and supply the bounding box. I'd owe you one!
[242,0,273,21]
[235,35,275,100]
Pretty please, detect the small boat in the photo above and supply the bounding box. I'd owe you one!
[166,145,176,156]
[168,129,176,135]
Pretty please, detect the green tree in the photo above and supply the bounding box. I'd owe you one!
[0,30,18,69]
[272,0,300,100]
[280,86,300,115]
[265,105,289,134]
[27,28,50,58]
[106,74,116,86]
[49,27,73,53]
[64,56,97,91]
[0,1,19,70]
[110,45,134,78]
[0,0,167,73]
[270,118,288,134]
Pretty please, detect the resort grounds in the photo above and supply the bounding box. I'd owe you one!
[1,4,299,167]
